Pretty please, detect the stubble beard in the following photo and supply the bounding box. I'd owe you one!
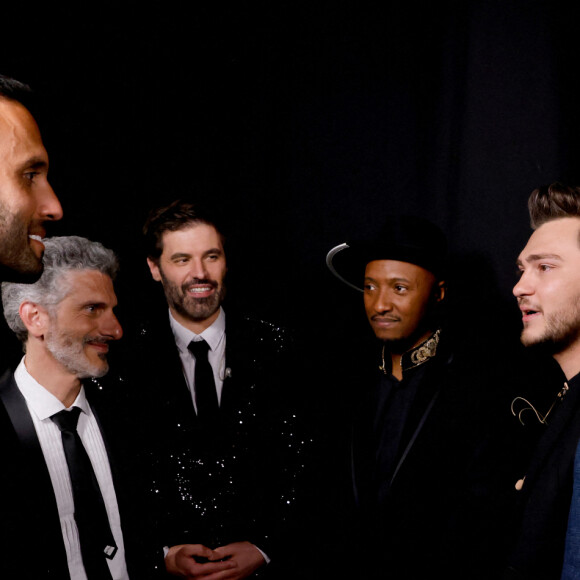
[521,301,580,355]
[45,326,109,379]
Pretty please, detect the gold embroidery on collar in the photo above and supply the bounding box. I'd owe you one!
[379,329,441,375]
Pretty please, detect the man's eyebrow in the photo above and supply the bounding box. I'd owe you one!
[364,276,412,284]
[517,253,563,265]
[169,252,191,260]
[19,156,48,171]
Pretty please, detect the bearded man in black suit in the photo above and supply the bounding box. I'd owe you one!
[128,200,308,580]
[0,236,141,579]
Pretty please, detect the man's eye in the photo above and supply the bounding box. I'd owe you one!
[24,171,40,182]
[394,285,407,292]
[539,264,553,272]
[363,284,376,292]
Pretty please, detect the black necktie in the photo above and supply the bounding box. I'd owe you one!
[51,406,116,579]
[188,339,219,420]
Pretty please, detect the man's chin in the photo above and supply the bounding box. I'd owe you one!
[0,260,43,284]
[380,335,415,354]
[76,363,109,379]
[521,331,573,356]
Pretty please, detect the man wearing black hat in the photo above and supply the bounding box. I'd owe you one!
[326,216,507,579]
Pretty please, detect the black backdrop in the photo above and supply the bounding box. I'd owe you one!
[3,0,580,343]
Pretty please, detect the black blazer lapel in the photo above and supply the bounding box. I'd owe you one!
[0,370,70,579]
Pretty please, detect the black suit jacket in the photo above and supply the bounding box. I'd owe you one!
[344,331,520,580]
[119,309,311,578]
[0,368,147,579]
[502,367,580,579]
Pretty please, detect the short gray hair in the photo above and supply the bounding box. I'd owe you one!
[2,236,119,342]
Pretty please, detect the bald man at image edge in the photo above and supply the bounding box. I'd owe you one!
[0,73,63,368]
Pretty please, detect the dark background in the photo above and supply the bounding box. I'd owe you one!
[3,0,580,344]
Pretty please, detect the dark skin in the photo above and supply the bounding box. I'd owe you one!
[364,259,445,380]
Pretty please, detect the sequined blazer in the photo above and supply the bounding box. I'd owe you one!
[120,309,311,577]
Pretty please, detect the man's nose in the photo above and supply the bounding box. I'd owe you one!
[374,290,393,313]
[513,271,532,298]
[189,258,207,280]
[37,182,63,222]
[102,312,123,340]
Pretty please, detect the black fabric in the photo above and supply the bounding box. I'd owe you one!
[345,330,522,580]
[502,369,580,579]
[116,310,313,579]
[188,339,219,422]
[0,369,158,580]
[329,214,448,289]
[0,370,70,579]
[51,407,116,580]
[373,365,430,495]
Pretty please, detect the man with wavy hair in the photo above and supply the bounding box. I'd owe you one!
[131,200,306,580]
[510,182,580,579]
[0,236,137,579]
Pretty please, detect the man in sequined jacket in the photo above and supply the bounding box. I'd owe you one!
[126,200,308,580]
[325,215,510,579]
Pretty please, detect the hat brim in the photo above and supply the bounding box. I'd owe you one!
[326,243,365,292]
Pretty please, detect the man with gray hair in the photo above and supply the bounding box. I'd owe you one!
[0,235,136,579]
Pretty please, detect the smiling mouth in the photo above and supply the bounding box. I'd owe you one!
[184,279,218,298]
[28,234,44,245]
[188,286,214,293]
[85,337,111,352]
[371,316,401,324]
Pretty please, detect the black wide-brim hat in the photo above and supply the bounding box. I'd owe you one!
[326,215,448,291]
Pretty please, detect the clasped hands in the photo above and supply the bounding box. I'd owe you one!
[166,541,266,580]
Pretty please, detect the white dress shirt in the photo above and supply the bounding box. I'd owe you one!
[166,309,270,564]
[14,358,130,580]
[169,307,227,412]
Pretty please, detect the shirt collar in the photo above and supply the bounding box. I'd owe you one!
[400,329,441,373]
[14,357,89,421]
[169,306,226,354]
[380,329,442,377]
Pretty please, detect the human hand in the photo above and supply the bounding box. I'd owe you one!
[165,544,238,579]
[210,541,266,580]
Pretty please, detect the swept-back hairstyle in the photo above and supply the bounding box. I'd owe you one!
[143,199,224,262]
[528,182,580,229]
[2,236,119,342]
[0,74,35,114]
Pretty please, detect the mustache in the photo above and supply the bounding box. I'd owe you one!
[83,336,112,345]
[517,298,541,311]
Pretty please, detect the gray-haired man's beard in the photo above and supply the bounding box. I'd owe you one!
[45,328,109,379]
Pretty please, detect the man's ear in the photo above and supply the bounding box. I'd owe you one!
[435,280,446,303]
[19,302,49,339]
[147,258,162,282]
